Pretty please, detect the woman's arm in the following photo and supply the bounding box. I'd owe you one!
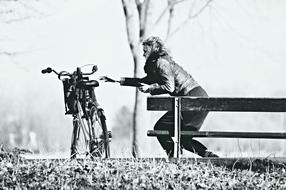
[119,77,142,87]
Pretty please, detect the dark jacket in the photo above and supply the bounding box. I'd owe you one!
[141,54,200,96]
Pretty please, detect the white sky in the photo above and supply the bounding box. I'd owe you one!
[1,0,286,118]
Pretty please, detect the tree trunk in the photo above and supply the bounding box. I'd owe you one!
[121,0,144,157]
[131,51,144,157]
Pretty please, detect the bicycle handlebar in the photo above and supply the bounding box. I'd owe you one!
[41,67,53,74]
[41,65,98,80]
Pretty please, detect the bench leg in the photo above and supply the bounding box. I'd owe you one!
[173,97,181,158]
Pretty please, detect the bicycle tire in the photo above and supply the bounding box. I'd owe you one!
[70,102,93,159]
[89,107,110,158]
[70,117,88,159]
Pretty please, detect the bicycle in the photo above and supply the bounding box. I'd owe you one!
[41,65,111,159]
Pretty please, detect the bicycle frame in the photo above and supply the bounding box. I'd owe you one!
[42,65,110,158]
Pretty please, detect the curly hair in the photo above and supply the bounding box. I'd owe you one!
[142,36,169,57]
[143,36,175,74]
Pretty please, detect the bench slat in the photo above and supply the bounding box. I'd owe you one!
[147,97,286,112]
[147,130,286,139]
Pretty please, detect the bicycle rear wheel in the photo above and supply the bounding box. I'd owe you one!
[89,107,110,158]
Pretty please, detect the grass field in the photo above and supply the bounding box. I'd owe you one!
[1,147,286,189]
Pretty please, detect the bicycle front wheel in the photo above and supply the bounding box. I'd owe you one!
[70,116,90,159]
[90,107,110,158]
[70,101,94,159]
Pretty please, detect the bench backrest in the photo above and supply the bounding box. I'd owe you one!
[147,97,286,112]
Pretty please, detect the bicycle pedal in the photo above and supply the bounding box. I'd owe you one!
[65,110,74,115]
[108,131,112,138]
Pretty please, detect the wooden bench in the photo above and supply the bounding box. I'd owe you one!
[147,96,286,158]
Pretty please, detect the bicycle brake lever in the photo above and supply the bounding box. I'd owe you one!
[92,65,98,73]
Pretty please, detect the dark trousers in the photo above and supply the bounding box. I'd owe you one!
[154,86,209,157]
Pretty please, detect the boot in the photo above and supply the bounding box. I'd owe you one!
[203,150,219,158]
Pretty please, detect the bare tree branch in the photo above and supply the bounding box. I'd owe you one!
[155,0,186,26]
[0,9,12,15]
[167,0,213,41]
[189,0,213,19]
[135,0,142,16]
[0,50,30,71]
[0,48,37,57]
[154,4,169,25]
[165,0,175,41]
[141,0,150,40]
[136,0,150,41]
[17,1,45,16]
[0,51,17,56]
[121,0,140,55]
[2,16,32,23]
[0,0,46,23]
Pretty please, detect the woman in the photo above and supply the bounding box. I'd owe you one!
[138,36,218,158]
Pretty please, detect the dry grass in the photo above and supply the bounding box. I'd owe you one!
[1,147,286,189]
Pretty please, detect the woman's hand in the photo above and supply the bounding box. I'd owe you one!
[138,83,151,93]
[99,76,119,83]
